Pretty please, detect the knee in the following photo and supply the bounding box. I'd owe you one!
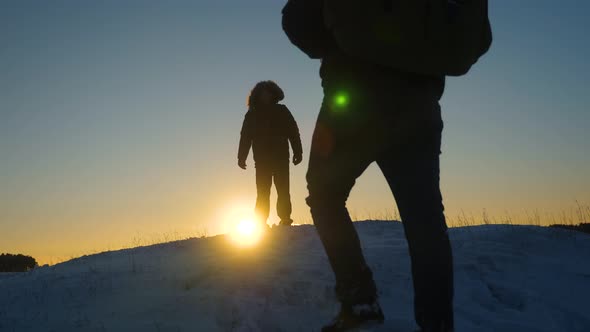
[306,190,348,214]
[306,171,351,211]
[306,192,351,234]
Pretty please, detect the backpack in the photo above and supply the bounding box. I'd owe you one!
[323,0,493,76]
[282,0,335,59]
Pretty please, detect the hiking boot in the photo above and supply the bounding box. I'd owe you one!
[321,301,384,332]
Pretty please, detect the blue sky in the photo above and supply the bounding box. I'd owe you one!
[1,0,589,263]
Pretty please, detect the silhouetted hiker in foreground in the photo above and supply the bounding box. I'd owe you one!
[283,1,492,331]
[238,81,303,227]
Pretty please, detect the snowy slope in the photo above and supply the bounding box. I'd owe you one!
[1,221,589,332]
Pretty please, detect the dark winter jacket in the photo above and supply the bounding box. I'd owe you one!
[238,103,302,164]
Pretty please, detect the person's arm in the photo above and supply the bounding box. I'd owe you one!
[237,112,253,169]
[283,106,303,165]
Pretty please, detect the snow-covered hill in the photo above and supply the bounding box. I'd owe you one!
[1,221,589,332]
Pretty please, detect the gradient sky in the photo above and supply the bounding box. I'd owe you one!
[2,0,589,264]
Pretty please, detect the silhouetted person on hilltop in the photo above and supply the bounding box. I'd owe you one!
[238,81,303,227]
[283,0,491,331]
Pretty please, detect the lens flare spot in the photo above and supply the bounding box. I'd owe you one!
[333,92,350,109]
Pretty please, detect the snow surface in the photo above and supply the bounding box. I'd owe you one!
[1,221,589,332]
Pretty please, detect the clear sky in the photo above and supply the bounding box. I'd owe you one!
[2,0,589,264]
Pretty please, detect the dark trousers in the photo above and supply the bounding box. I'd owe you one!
[306,72,453,329]
[255,160,292,223]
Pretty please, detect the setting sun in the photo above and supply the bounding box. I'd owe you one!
[229,219,264,247]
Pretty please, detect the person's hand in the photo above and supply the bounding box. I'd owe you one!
[238,160,247,170]
[293,154,302,166]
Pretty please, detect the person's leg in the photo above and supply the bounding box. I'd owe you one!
[306,87,378,305]
[308,85,386,332]
[376,105,454,331]
[274,160,293,224]
[255,163,272,224]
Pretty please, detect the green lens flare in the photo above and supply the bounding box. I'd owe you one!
[333,92,349,108]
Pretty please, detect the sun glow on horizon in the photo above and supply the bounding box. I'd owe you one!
[229,218,264,247]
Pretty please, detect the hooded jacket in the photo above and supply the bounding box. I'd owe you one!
[238,103,302,164]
